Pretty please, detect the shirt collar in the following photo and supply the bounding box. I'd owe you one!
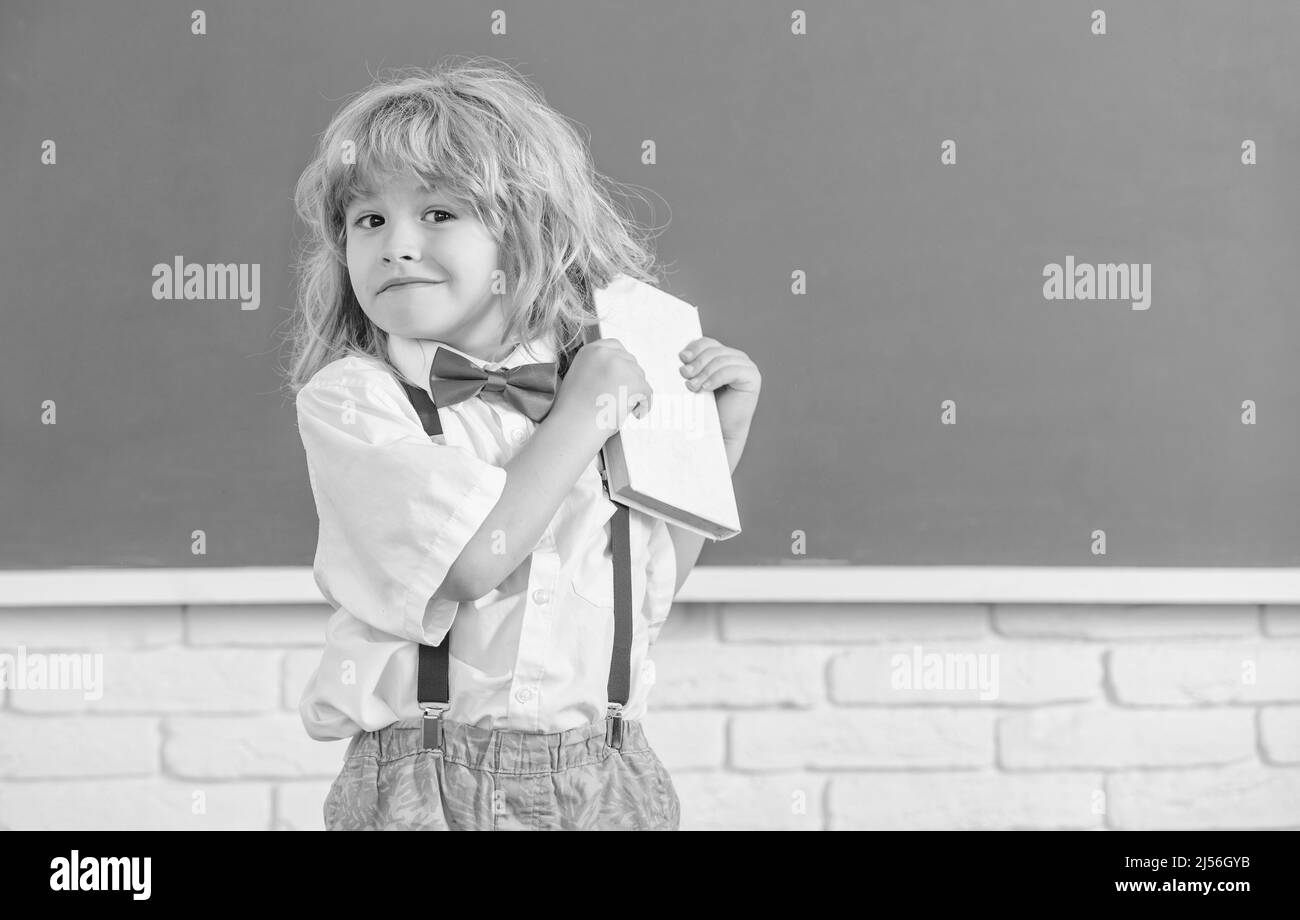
[432,337,556,371]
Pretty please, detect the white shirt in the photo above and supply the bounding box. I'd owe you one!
[294,335,677,740]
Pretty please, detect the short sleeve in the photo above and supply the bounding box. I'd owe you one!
[296,360,507,645]
[643,517,678,648]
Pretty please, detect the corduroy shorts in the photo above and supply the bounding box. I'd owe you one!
[323,715,680,830]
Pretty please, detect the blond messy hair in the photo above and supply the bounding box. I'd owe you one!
[280,55,665,397]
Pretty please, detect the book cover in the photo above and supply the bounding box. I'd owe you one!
[587,275,741,541]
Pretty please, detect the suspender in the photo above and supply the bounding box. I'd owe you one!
[395,336,634,751]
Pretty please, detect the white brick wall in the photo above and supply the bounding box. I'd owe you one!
[1,602,1298,830]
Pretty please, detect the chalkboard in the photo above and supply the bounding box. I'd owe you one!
[2,0,1297,569]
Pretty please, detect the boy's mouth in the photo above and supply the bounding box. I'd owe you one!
[379,280,444,294]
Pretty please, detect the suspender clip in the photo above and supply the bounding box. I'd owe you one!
[606,703,625,751]
[420,702,449,752]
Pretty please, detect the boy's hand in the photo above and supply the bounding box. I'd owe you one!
[552,338,652,449]
[678,337,761,448]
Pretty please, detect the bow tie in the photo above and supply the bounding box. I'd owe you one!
[428,347,559,422]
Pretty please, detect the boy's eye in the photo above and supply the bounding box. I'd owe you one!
[352,208,455,229]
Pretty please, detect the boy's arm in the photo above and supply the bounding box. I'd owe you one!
[666,438,747,597]
[438,403,605,601]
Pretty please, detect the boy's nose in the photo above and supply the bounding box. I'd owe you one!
[383,242,421,262]
[381,224,425,262]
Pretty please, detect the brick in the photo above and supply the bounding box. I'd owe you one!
[829,771,1106,829]
[999,705,1254,768]
[1260,707,1300,764]
[995,604,1259,639]
[282,650,323,711]
[0,714,157,779]
[1110,641,1300,704]
[7,649,279,713]
[723,603,990,642]
[671,772,826,830]
[829,641,1101,705]
[640,710,726,770]
[654,603,719,644]
[1107,764,1300,829]
[731,709,995,770]
[163,715,346,779]
[650,644,828,707]
[0,608,183,648]
[187,604,330,646]
[1263,605,1300,637]
[0,780,272,830]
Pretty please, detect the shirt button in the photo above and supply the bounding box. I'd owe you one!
[510,428,526,444]
[515,688,534,703]
[532,589,550,605]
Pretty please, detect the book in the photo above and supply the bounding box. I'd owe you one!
[586,275,742,541]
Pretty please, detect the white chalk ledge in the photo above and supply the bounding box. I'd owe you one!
[0,566,1298,606]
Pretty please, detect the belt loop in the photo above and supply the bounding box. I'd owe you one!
[605,703,624,752]
[421,703,448,753]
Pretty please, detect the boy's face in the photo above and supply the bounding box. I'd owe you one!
[344,171,513,361]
